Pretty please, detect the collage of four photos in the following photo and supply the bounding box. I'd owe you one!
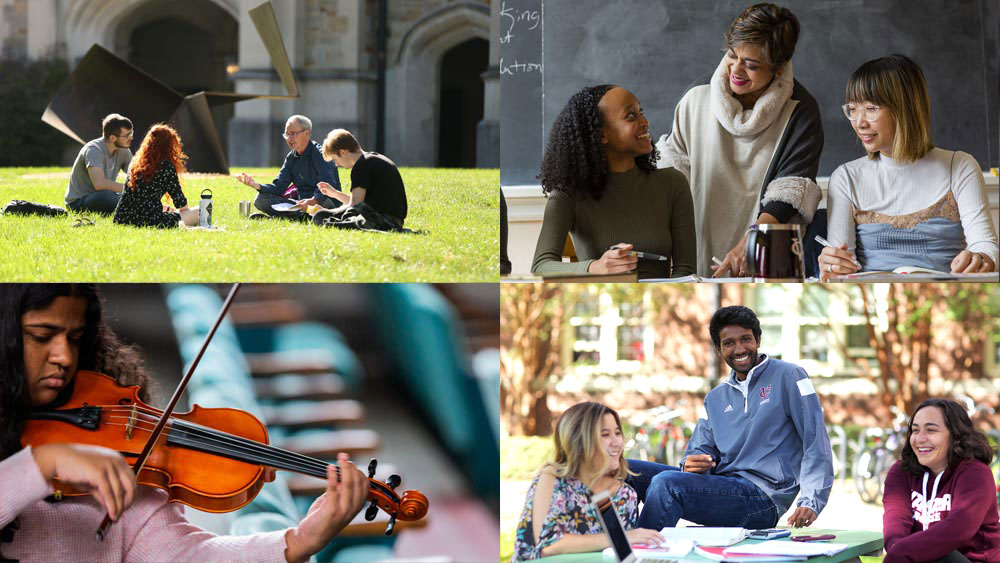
[0,0,998,562]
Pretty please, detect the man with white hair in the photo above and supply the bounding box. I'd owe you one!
[234,114,341,219]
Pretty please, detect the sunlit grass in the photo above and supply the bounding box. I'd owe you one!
[0,166,498,282]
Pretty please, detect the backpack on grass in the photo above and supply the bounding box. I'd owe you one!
[2,200,68,217]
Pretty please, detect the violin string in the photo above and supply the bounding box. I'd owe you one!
[97,406,333,474]
[101,415,334,478]
[99,412,338,479]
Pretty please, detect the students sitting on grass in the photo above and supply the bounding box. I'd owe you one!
[233,115,341,220]
[512,401,663,561]
[314,128,408,230]
[65,113,134,215]
[112,124,199,229]
[882,398,1000,563]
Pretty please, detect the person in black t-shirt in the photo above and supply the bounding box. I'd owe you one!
[316,129,408,227]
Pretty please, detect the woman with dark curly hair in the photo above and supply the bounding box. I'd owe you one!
[0,285,369,562]
[882,398,1000,563]
[112,124,199,228]
[531,85,696,279]
[657,3,823,277]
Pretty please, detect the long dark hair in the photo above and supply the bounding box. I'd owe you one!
[899,398,995,475]
[538,85,659,201]
[0,284,152,461]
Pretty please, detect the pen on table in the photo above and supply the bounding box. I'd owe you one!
[814,235,862,269]
[608,245,669,261]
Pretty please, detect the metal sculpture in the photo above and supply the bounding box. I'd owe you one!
[41,1,297,174]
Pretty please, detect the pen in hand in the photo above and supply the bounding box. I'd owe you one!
[814,235,862,269]
[608,245,669,261]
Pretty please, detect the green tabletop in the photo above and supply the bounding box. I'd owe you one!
[533,528,883,563]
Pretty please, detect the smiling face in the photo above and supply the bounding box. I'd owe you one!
[22,296,87,407]
[717,325,760,379]
[724,44,775,98]
[910,406,951,474]
[847,100,896,157]
[594,412,624,473]
[598,87,652,162]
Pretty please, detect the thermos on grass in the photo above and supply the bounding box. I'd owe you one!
[199,189,213,228]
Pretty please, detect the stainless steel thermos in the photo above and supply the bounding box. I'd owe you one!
[199,189,213,228]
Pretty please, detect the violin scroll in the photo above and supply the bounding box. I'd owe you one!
[363,458,429,534]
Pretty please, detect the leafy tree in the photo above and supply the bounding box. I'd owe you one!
[500,284,563,436]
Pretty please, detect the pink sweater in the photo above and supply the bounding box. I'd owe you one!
[0,447,290,562]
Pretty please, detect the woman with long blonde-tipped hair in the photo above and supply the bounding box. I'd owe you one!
[112,124,199,228]
[512,402,663,561]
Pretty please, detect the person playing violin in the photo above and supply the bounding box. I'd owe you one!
[0,284,369,563]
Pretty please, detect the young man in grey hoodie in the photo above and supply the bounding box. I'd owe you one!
[629,306,833,530]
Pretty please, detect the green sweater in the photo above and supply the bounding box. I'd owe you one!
[531,166,696,278]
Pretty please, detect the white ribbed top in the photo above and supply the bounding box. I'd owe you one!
[827,147,999,265]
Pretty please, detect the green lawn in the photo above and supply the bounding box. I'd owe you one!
[0,166,498,282]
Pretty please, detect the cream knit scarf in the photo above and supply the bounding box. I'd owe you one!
[710,55,793,138]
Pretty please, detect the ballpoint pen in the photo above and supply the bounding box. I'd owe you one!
[607,245,669,261]
[814,235,862,269]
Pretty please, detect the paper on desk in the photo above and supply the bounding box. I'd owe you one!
[602,539,693,558]
[271,202,300,211]
[725,540,849,557]
[658,527,747,546]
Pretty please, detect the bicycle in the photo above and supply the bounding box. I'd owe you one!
[853,407,908,504]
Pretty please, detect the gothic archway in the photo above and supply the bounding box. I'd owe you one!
[438,38,488,168]
[389,2,490,166]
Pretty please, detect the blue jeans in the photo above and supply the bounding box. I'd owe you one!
[68,190,120,214]
[627,459,779,529]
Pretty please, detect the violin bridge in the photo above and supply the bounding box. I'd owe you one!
[126,405,138,440]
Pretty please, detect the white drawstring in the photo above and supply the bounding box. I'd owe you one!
[919,471,944,531]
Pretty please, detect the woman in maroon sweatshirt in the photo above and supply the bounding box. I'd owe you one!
[882,398,1000,563]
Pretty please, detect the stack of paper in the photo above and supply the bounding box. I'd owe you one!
[601,539,694,558]
[724,540,849,558]
[694,546,805,562]
[657,527,747,546]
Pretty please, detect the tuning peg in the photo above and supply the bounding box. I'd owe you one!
[384,514,396,536]
[365,502,379,521]
[387,474,401,489]
[367,458,377,479]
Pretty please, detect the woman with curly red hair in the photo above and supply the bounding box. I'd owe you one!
[112,124,199,228]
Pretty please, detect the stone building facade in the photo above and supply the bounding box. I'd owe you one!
[0,0,499,168]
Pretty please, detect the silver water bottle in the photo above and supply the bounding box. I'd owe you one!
[199,189,213,228]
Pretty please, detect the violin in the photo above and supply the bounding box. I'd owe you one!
[22,370,428,535]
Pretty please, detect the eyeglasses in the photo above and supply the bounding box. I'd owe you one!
[842,104,882,122]
[115,132,134,140]
[282,129,307,140]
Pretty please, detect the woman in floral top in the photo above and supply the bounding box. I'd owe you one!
[113,124,198,228]
[513,402,664,561]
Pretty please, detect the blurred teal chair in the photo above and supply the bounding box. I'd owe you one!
[366,284,500,502]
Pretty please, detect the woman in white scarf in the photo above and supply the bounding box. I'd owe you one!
[656,3,823,277]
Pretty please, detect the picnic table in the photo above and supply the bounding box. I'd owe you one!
[532,528,883,563]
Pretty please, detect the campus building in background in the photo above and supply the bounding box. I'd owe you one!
[0,0,499,168]
[553,285,1000,421]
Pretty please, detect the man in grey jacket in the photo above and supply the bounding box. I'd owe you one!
[630,305,833,530]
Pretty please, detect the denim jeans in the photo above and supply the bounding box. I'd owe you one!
[67,190,120,215]
[627,459,779,529]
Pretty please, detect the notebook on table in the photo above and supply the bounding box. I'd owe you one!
[591,490,686,562]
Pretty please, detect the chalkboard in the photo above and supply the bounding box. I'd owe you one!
[500,0,999,186]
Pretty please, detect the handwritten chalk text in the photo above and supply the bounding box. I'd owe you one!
[500,1,541,44]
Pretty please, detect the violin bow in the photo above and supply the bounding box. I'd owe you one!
[96,283,242,541]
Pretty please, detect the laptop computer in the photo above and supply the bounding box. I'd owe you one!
[590,490,683,563]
